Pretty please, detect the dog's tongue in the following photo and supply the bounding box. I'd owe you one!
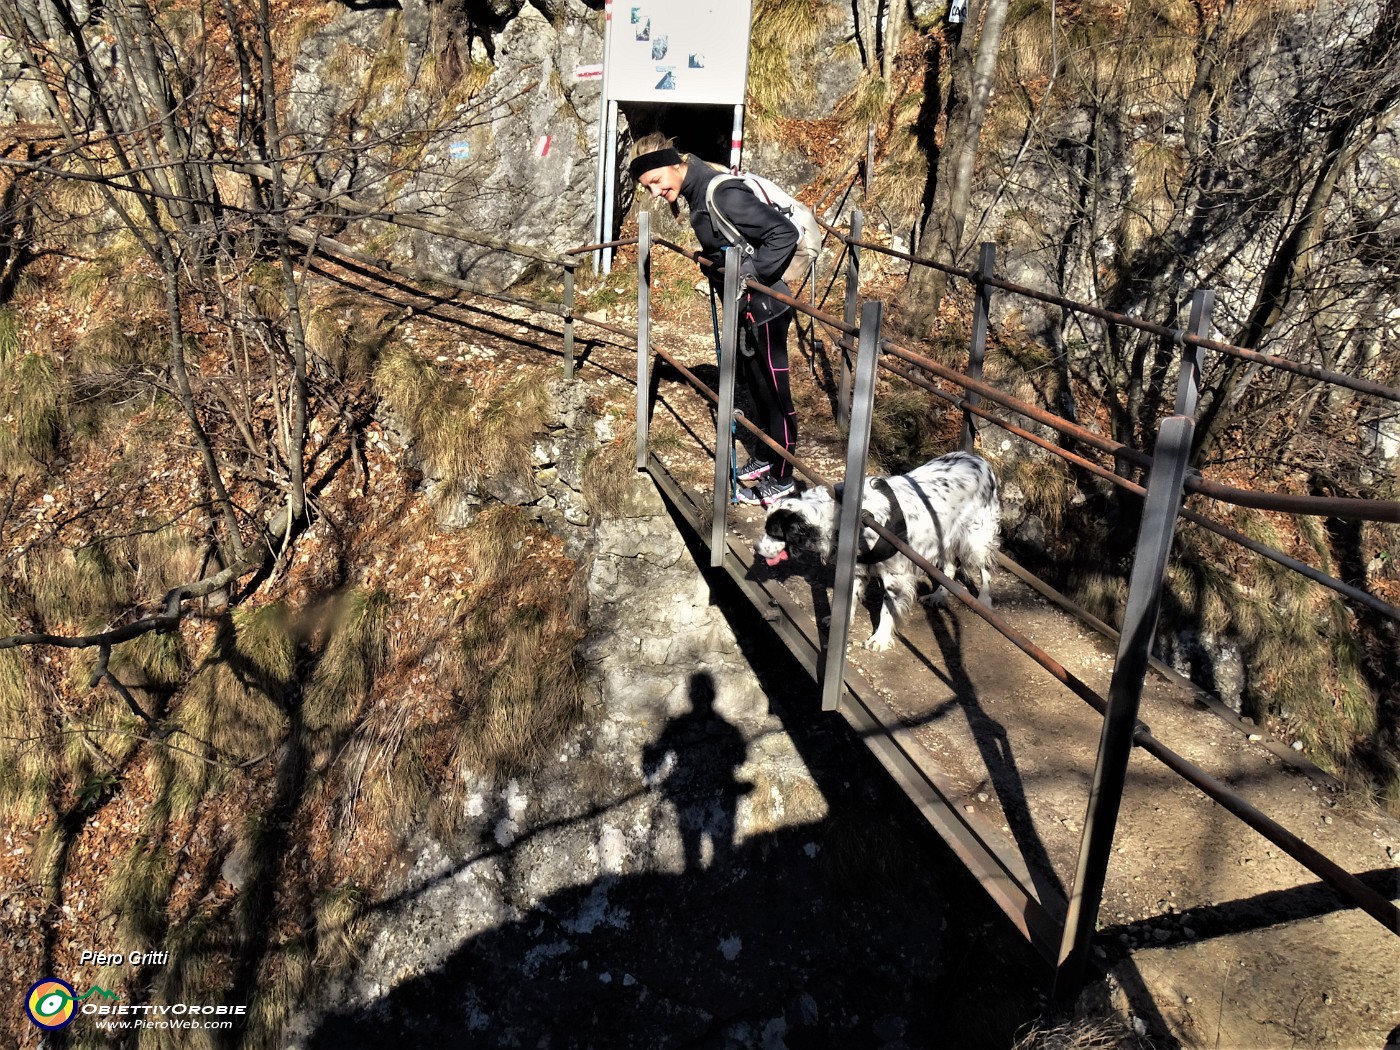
[764,550,788,567]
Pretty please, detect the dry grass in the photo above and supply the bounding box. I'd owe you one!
[305,291,400,382]
[127,526,207,604]
[447,511,588,778]
[749,0,844,124]
[1009,455,1072,531]
[148,910,222,1047]
[375,348,553,495]
[104,840,174,946]
[374,345,478,486]
[314,883,369,970]
[113,630,190,692]
[0,305,19,365]
[1119,140,1187,254]
[1013,1015,1161,1049]
[0,605,57,819]
[30,543,128,628]
[867,379,955,475]
[170,606,292,803]
[1164,508,1381,787]
[0,351,63,470]
[580,420,643,520]
[304,587,392,735]
[76,318,166,366]
[820,798,919,895]
[872,86,934,222]
[243,941,313,1050]
[1068,564,1126,628]
[366,13,408,99]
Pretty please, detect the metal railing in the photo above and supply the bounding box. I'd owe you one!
[627,193,1400,1002]
[277,168,1400,1004]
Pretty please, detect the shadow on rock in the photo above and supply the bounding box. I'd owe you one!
[303,815,1037,1050]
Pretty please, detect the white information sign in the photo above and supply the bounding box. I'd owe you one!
[606,1,754,105]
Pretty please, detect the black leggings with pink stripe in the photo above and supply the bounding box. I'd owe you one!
[740,311,797,480]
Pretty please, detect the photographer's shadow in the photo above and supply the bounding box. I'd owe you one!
[642,672,753,871]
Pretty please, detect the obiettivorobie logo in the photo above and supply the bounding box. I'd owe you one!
[25,978,119,1030]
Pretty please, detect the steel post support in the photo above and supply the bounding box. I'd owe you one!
[730,104,745,171]
[1053,414,1196,1003]
[1174,288,1215,418]
[710,255,742,567]
[822,299,884,712]
[840,209,863,431]
[593,0,614,275]
[962,243,995,452]
[635,210,652,469]
[563,260,576,381]
[601,99,618,274]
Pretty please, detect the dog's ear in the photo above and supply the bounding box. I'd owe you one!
[832,482,845,503]
[764,508,794,540]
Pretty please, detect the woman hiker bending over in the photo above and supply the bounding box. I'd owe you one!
[629,133,804,507]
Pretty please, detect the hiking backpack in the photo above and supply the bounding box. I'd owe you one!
[704,171,823,289]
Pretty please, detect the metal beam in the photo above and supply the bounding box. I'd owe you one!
[710,255,742,566]
[1054,414,1196,1003]
[823,299,883,712]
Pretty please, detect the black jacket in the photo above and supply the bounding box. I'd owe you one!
[680,161,798,326]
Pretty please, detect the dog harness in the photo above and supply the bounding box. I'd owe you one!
[856,478,907,565]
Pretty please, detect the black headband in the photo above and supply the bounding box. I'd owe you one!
[628,147,683,180]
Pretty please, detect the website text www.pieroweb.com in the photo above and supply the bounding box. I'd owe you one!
[25,959,247,1034]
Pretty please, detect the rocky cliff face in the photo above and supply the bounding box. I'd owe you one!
[285,0,862,289]
[289,0,609,288]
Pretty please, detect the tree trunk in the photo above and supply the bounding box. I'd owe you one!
[900,0,1009,328]
[1190,0,1400,463]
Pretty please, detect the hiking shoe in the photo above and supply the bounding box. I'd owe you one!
[736,457,772,483]
[736,475,795,507]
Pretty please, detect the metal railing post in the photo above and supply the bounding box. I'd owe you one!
[709,254,743,567]
[1053,413,1196,1004]
[562,259,576,381]
[840,209,863,431]
[1174,288,1215,418]
[822,299,883,712]
[962,242,995,452]
[602,99,618,274]
[635,210,651,469]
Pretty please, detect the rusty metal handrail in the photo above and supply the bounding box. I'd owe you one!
[566,236,639,255]
[850,499,1400,937]
[1184,474,1400,524]
[651,240,862,338]
[882,338,1400,524]
[882,339,1153,469]
[881,357,1400,621]
[831,225,1400,405]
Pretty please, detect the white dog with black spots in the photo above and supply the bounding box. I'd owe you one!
[755,452,1001,651]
